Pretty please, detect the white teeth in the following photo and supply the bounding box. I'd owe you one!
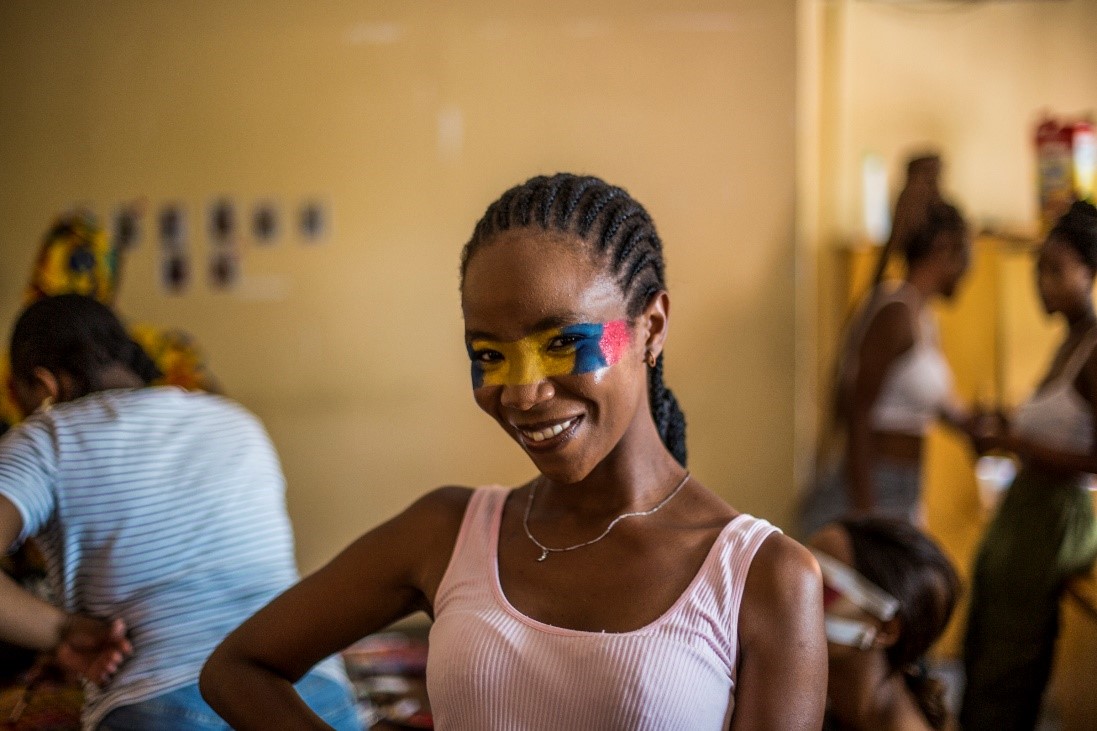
[520,418,576,443]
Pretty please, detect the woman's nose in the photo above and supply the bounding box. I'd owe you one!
[499,379,555,411]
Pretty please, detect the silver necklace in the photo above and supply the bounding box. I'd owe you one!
[523,471,691,562]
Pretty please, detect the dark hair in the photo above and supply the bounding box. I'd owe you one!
[1049,200,1097,271]
[836,517,959,730]
[10,294,161,399]
[459,173,687,466]
[903,200,966,268]
[905,153,941,177]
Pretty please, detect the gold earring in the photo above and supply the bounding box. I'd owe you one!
[38,395,54,413]
[646,351,657,368]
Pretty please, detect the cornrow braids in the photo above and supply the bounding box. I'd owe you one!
[461,173,687,466]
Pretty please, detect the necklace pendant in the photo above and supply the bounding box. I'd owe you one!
[537,548,549,562]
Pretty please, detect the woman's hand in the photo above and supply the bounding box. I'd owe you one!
[55,615,132,686]
[969,409,1012,455]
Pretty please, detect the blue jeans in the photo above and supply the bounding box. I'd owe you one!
[97,671,361,730]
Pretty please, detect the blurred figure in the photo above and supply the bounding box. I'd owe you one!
[0,295,357,730]
[0,210,220,436]
[876,154,944,286]
[962,201,1097,731]
[0,212,223,728]
[810,517,959,731]
[800,201,975,536]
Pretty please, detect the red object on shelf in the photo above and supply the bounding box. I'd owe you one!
[1035,114,1097,233]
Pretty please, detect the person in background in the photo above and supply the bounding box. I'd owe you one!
[201,173,827,730]
[962,201,1097,731]
[0,295,358,730]
[810,517,959,731]
[880,154,944,287]
[800,201,975,536]
[0,211,223,729]
[0,209,220,437]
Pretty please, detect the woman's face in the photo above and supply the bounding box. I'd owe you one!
[1036,236,1094,316]
[937,229,972,300]
[461,227,655,484]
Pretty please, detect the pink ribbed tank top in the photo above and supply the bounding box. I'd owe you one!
[426,487,780,730]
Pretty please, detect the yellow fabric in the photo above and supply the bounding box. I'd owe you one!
[0,212,220,431]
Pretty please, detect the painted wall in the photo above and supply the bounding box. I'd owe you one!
[0,1,801,572]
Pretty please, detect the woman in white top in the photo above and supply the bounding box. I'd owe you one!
[962,201,1097,731]
[800,202,974,536]
[201,173,827,729]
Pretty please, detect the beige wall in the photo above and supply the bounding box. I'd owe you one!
[831,0,1097,236]
[0,1,801,572]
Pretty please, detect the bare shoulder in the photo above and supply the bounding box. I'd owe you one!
[862,299,915,354]
[403,485,475,524]
[392,486,476,560]
[741,533,823,631]
[388,486,478,603]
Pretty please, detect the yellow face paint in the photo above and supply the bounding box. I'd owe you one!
[467,321,630,388]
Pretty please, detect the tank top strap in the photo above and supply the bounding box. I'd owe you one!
[434,487,509,611]
[713,514,781,597]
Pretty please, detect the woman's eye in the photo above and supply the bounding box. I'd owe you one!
[471,349,503,363]
[547,335,583,351]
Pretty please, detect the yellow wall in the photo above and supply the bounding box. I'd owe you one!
[0,1,802,572]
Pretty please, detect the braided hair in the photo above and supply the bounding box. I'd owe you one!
[460,173,687,466]
[11,294,161,400]
[837,517,960,730]
[1050,200,1097,271]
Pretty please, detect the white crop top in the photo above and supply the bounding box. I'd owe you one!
[844,282,953,436]
[1014,329,1097,457]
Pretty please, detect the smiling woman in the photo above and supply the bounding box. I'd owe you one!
[200,173,827,731]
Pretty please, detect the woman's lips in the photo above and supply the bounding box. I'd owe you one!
[514,415,583,450]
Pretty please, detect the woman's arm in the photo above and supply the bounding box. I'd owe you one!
[730,534,826,729]
[200,486,471,731]
[0,496,131,684]
[846,302,915,511]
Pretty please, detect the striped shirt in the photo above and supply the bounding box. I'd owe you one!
[0,387,343,730]
[427,487,779,730]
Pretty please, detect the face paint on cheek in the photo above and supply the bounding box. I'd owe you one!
[565,320,630,375]
[466,320,632,389]
[468,346,486,389]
